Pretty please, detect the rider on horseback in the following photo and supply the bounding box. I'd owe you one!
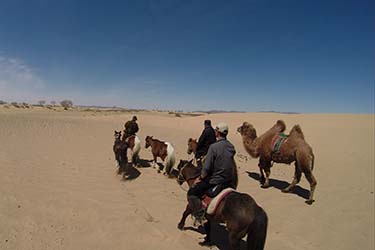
[187,122,237,223]
[124,115,139,140]
[195,119,216,168]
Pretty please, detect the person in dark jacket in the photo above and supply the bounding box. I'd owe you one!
[195,120,216,167]
[124,116,139,140]
[187,122,236,224]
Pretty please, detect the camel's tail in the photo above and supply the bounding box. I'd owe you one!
[247,207,268,250]
[165,142,176,175]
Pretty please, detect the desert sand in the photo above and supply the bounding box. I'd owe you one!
[0,107,374,250]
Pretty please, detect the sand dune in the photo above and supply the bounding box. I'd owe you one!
[0,108,374,250]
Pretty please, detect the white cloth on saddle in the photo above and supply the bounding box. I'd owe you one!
[206,188,235,215]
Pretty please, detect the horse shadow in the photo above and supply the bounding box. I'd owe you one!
[122,164,141,181]
[246,171,310,200]
[136,158,153,168]
[184,223,247,250]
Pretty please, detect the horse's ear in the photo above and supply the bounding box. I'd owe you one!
[188,138,192,142]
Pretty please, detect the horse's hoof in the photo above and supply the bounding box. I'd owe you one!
[282,188,290,193]
[305,199,314,205]
[261,184,270,189]
[198,239,213,247]
[177,223,185,230]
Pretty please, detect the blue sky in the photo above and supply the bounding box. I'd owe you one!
[0,0,374,113]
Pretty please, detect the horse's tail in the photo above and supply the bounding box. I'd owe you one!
[232,158,239,189]
[165,142,176,175]
[132,135,141,163]
[247,207,268,250]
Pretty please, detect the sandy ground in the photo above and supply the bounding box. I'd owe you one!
[0,107,374,250]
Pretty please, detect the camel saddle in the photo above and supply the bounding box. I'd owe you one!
[271,133,288,154]
[201,188,235,215]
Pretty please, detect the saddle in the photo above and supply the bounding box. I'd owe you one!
[201,187,235,215]
[271,132,288,154]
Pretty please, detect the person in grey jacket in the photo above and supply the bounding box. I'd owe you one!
[187,122,236,223]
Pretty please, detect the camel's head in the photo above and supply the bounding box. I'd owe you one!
[237,122,257,139]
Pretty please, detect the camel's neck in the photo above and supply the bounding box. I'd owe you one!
[242,134,259,158]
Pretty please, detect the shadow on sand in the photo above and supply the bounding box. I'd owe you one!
[183,223,247,250]
[247,171,310,200]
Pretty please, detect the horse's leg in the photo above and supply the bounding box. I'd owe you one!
[178,204,192,230]
[304,170,317,205]
[199,220,214,246]
[282,162,302,193]
[228,230,242,250]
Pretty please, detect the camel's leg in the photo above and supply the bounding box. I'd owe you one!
[259,158,272,188]
[178,204,192,230]
[259,166,265,184]
[262,167,271,188]
[304,171,317,205]
[282,163,302,193]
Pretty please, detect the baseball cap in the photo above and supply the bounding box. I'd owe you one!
[215,122,229,135]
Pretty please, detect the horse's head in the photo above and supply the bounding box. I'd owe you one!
[237,122,257,140]
[187,138,197,155]
[114,130,122,140]
[145,135,153,148]
[176,159,198,185]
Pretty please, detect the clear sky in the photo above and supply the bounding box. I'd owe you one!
[0,0,374,113]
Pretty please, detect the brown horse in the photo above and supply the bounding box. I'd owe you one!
[237,120,317,204]
[145,136,176,175]
[187,138,197,155]
[113,130,128,172]
[176,160,268,250]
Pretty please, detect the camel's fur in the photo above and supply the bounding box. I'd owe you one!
[237,120,317,204]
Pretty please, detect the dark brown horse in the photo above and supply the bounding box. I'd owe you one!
[176,160,268,250]
[113,131,128,172]
[145,136,175,175]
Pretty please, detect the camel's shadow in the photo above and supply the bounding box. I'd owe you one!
[247,171,310,200]
[183,223,247,250]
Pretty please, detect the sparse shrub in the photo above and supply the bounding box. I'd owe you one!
[60,100,73,110]
[0,100,7,105]
[22,102,30,108]
[11,102,21,108]
[175,113,182,117]
[38,100,46,106]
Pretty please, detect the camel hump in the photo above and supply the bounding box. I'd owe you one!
[290,125,305,139]
[276,120,286,132]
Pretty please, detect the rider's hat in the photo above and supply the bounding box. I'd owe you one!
[215,122,229,135]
